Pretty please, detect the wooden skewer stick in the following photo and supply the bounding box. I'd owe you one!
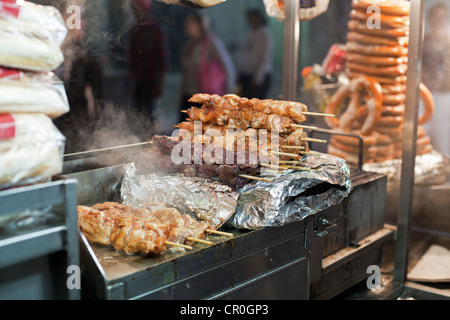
[206,229,234,237]
[282,145,305,150]
[290,124,319,130]
[279,165,311,171]
[165,241,193,250]
[299,151,321,156]
[239,174,275,183]
[262,169,284,175]
[302,137,328,144]
[270,151,300,159]
[303,111,336,118]
[186,237,214,246]
[260,163,288,171]
[277,160,300,164]
[181,110,189,113]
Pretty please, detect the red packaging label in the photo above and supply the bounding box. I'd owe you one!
[0,114,15,140]
[322,44,347,75]
[0,0,20,18]
[0,67,22,80]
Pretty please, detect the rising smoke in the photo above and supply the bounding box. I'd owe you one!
[40,0,163,153]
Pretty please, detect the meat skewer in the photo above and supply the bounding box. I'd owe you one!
[77,206,169,254]
[188,94,335,121]
[77,204,220,255]
[183,107,300,134]
[139,136,314,188]
[153,134,304,165]
[190,94,308,121]
[176,121,317,138]
[138,206,214,245]
[173,125,312,152]
[182,107,332,133]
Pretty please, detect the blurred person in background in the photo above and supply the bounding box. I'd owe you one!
[238,8,274,100]
[128,0,168,125]
[55,3,104,153]
[179,13,236,122]
[422,2,450,156]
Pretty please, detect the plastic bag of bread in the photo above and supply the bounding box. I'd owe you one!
[155,0,226,8]
[0,67,70,119]
[264,0,330,21]
[0,0,67,71]
[0,113,65,190]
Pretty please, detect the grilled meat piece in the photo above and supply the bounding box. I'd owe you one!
[189,93,308,123]
[109,215,167,255]
[78,203,213,255]
[186,107,298,134]
[77,206,117,245]
[219,164,239,188]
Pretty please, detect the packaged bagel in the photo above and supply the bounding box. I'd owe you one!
[0,113,65,189]
[264,0,330,21]
[0,67,70,119]
[0,0,68,71]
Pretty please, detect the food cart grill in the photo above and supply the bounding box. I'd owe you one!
[61,144,393,300]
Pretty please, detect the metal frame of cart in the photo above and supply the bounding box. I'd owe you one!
[0,180,80,300]
[281,0,449,299]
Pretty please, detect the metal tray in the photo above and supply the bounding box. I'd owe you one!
[62,164,328,300]
[61,150,391,300]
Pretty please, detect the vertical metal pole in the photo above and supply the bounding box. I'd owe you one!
[282,0,300,101]
[393,0,425,284]
[65,180,81,300]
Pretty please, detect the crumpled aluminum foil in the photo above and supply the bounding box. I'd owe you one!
[228,153,352,230]
[120,163,239,229]
[120,154,352,231]
[363,150,449,186]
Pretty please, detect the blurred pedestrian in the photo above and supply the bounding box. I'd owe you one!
[128,0,168,123]
[179,13,236,120]
[238,9,274,100]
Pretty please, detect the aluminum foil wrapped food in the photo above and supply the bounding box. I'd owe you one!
[362,150,449,186]
[120,163,239,229]
[121,153,351,230]
[228,153,352,230]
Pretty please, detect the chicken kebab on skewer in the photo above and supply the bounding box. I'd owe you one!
[183,107,300,134]
[175,122,313,148]
[189,93,309,123]
[77,202,213,255]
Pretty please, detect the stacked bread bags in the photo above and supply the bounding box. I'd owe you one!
[345,0,434,159]
[0,0,69,189]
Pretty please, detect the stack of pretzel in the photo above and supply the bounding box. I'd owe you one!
[326,75,396,165]
[345,0,435,159]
